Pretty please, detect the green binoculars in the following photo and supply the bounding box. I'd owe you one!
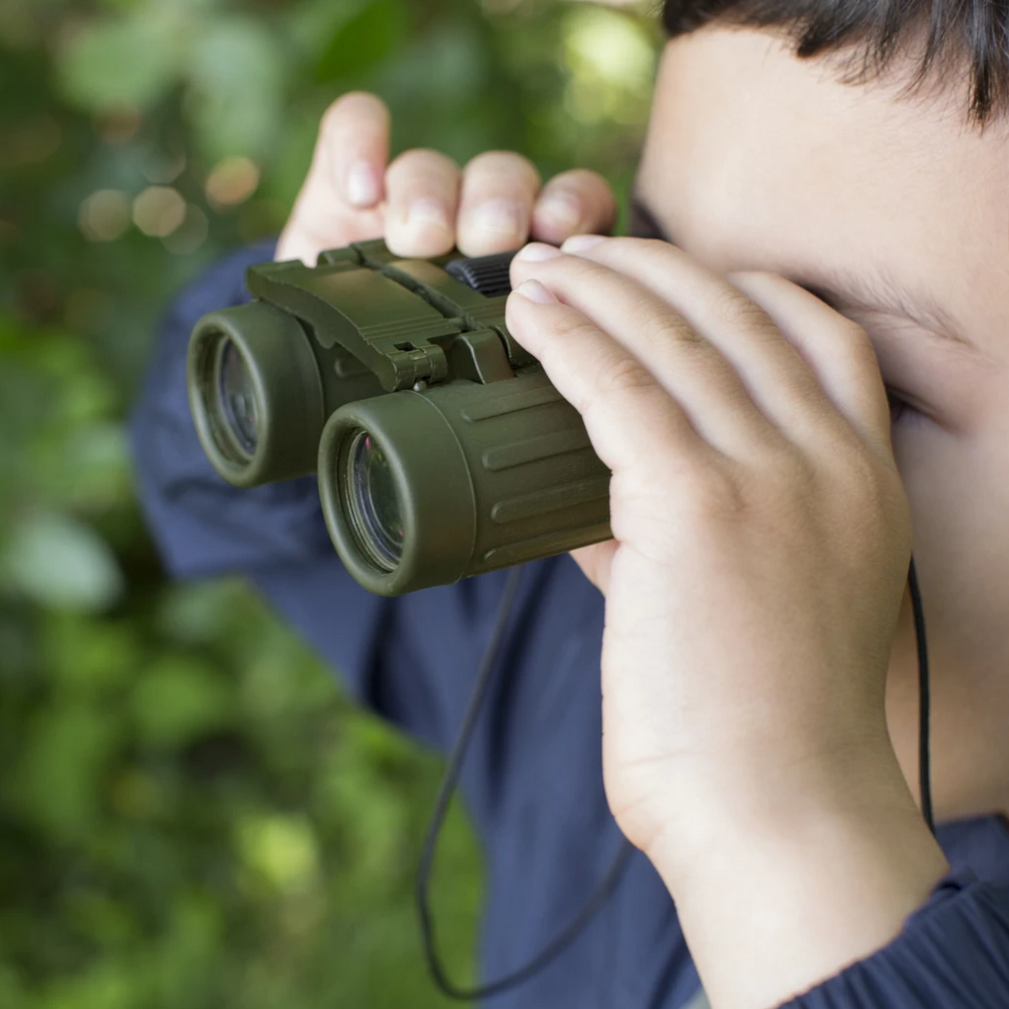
[187,238,612,596]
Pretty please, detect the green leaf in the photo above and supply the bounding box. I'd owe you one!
[315,0,409,84]
[12,703,121,841]
[155,579,250,646]
[37,961,139,1009]
[130,655,234,749]
[0,962,25,1009]
[148,892,223,1005]
[381,21,487,106]
[186,16,288,161]
[57,8,185,111]
[43,612,141,693]
[56,423,132,511]
[2,512,124,612]
[236,813,320,892]
[288,0,366,63]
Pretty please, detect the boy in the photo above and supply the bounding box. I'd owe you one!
[131,2,1009,1007]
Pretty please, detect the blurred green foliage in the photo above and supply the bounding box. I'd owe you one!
[0,0,660,1005]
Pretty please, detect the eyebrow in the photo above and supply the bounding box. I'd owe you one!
[628,191,977,355]
[799,272,977,354]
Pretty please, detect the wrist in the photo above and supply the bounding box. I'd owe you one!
[643,723,914,873]
[645,744,948,1009]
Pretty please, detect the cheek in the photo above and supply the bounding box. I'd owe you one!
[889,420,1009,816]
[895,425,1009,677]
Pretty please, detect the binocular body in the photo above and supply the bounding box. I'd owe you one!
[187,239,611,596]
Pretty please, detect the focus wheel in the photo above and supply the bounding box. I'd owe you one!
[445,250,522,299]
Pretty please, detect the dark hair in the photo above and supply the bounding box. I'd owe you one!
[661,0,1009,122]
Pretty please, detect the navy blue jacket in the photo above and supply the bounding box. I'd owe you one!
[130,242,1009,1009]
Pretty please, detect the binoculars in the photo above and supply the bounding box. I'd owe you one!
[187,239,612,596]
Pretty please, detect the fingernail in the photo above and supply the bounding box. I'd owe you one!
[561,234,606,254]
[407,198,451,232]
[538,192,582,230]
[346,161,380,207]
[471,199,524,237]
[515,280,557,305]
[516,242,563,262]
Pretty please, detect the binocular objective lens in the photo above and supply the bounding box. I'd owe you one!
[217,339,259,457]
[350,431,405,571]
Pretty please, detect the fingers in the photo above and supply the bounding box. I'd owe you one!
[385,156,619,259]
[454,151,542,256]
[526,238,889,458]
[509,245,782,461]
[321,92,391,208]
[275,92,390,263]
[504,280,711,477]
[507,238,894,473]
[548,238,834,443]
[728,272,892,455]
[279,89,621,268]
[384,148,462,258]
[532,170,618,246]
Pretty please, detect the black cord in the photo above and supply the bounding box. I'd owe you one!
[907,556,935,835]
[417,555,936,1001]
[415,566,634,1001]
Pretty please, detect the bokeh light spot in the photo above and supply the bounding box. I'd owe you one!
[78,190,131,242]
[561,7,657,124]
[163,205,210,256]
[206,156,261,210]
[132,186,187,238]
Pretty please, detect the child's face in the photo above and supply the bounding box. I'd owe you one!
[633,27,1009,821]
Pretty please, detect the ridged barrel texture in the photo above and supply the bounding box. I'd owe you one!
[421,367,613,577]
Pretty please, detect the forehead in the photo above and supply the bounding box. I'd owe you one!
[635,28,1009,347]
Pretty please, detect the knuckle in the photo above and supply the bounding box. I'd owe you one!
[642,313,727,383]
[531,314,586,371]
[535,316,610,374]
[547,168,617,206]
[837,320,879,369]
[838,439,888,506]
[706,282,772,333]
[543,314,598,354]
[642,309,698,353]
[550,166,599,182]
[597,354,658,398]
[772,448,819,501]
[463,150,541,187]
[387,147,459,180]
[678,464,748,524]
[836,454,896,545]
[320,91,385,136]
[729,442,815,518]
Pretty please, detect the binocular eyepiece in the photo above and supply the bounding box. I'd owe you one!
[188,239,611,596]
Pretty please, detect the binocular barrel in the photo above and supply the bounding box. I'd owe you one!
[188,303,384,487]
[319,368,610,595]
[187,239,612,596]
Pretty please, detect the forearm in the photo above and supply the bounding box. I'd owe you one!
[647,744,949,1009]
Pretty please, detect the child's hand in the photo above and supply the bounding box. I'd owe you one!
[275,92,617,265]
[506,236,947,1009]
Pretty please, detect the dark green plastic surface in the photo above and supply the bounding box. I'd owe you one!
[186,240,613,596]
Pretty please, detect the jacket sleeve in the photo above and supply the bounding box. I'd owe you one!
[128,242,508,751]
[782,871,1009,1008]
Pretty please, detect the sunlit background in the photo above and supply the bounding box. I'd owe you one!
[0,1,661,1005]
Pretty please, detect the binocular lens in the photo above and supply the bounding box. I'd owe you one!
[217,339,259,458]
[348,430,405,571]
